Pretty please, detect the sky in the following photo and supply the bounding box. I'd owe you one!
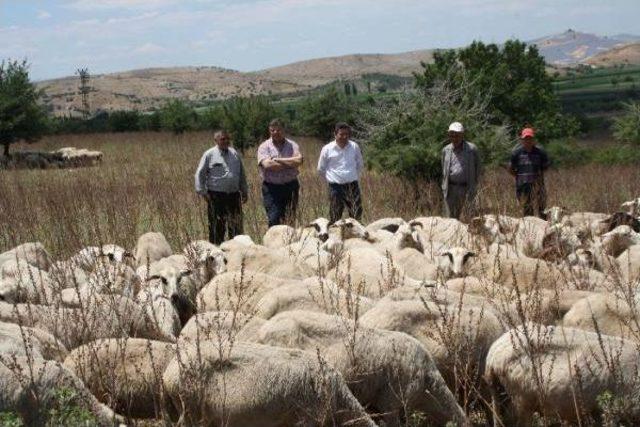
[1,0,639,81]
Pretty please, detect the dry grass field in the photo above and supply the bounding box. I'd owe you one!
[1,131,639,257]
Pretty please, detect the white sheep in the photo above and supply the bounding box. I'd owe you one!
[0,242,51,272]
[134,231,173,268]
[162,341,376,426]
[621,197,640,216]
[437,246,476,279]
[485,323,640,424]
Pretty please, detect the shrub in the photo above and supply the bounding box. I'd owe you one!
[613,102,640,144]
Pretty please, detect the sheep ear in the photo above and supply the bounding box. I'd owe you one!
[146,275,161,282]
[465,251,476,258]
[124,251,135,260]
[180,269,193,278]
[408,220,423,229]
[621,201,633,208]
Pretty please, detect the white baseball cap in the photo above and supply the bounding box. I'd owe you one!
[448,122,464,133]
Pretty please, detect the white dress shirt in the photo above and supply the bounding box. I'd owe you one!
[317,140,363,184]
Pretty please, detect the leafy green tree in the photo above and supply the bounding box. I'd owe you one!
[415,40,561,137]
[159,99,196,134]
[613,102,640,145]
[221,95,274,152]
[0,60,47,156]
[362,73,512,182]
[297,86,359,140]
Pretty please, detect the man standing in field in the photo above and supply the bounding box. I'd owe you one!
[257,119,304,227]
[195,130,248,245]
[510,127,550,219]
[317,123,364,223]
[441,122,481,219]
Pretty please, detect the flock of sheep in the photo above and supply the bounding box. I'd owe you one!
[3,198,640,425]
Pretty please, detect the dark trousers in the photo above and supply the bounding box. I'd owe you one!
[262,180,299,227]
[329,181,363,224]
[207,191,243,245]
[516,182,547,219]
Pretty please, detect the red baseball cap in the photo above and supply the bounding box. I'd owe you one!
[521,127,535,138]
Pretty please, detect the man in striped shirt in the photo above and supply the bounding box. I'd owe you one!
[510,127,551,219]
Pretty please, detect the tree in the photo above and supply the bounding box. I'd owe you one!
[0,60,47,157]
[159,99,196,134]
[220,96,274,153]
[361,71,512,183]
[415,40,561,138]
[297,86,359,140]
[613,102,640,145]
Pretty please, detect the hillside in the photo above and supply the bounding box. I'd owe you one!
[252,50,434,86]
[38,66,309,116]
[586,43,640,66]
[529,29,639,65]
[36,30,640,116]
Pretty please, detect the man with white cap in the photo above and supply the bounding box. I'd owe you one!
[441,121,481,219]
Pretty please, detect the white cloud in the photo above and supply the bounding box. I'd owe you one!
[64,0,178,11]
[37,10,52,20]
[133,42,166,54]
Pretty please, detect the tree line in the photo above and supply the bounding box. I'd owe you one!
[2,40,640,179]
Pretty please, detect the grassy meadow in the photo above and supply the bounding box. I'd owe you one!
[1,131,639,257]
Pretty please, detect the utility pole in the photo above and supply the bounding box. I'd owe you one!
[76,68,91,119]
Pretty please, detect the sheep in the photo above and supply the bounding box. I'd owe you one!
[67,244,134,272]
[543,206,570,225]
[262,224,298,248]
[179,310,265,345]
[600,225,640,257]
[365,217,407,234]
[254,278,375,320]
[359,298,504,396]
[64,338,176,419]
[617,244,640,283]
[183,240,227,286]
[0,321,68,362]
[600,211,640,233]
[436,246,476,279]
[0,294,173,350]
[485,323,640,425]
[196,271,302,314]
[48,260,89,290]
[0,242,51,271]
[0,259,54,303]
[250,310,468,426]
[137,255,197,336]
[225,245,313,279]
[327,247,427,299]
[82,260,141,299]
[563,293,640,340]
[0,356,121,426]
[621,197,640,216]
[331,218,373,241]
[392,248,439,281]
[375,220,425,255]
[134,231,173,268]
[162,341,376,427]
[566,246,617,274]
[219,234,255,252]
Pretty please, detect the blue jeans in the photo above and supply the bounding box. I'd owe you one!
[262,180,299,227]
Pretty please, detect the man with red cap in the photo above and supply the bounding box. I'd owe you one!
[509,127,551,218]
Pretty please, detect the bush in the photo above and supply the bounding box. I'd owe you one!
[296,86,360,140]
[361,75,512,182]
[613,102,640,144]
[159,100,197,134]
[221,96,275,152]
[107,110,140,132]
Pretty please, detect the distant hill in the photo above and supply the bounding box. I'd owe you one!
[586,43,640,66]
[529,29,640,65]
[37,30,640,115]
[252,50,434,87]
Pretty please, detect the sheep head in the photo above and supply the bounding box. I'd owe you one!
[544,206,570,225]
[438,247,475,279]
[331,218,372,241]
[621,198,640,216]
[306,217,330,242]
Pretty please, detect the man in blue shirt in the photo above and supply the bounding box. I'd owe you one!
[510,127,551,219]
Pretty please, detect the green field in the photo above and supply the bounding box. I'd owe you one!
[553,66,640,114]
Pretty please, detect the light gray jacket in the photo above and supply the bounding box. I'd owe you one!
[441,141,481,199]
[195,146,248,197]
